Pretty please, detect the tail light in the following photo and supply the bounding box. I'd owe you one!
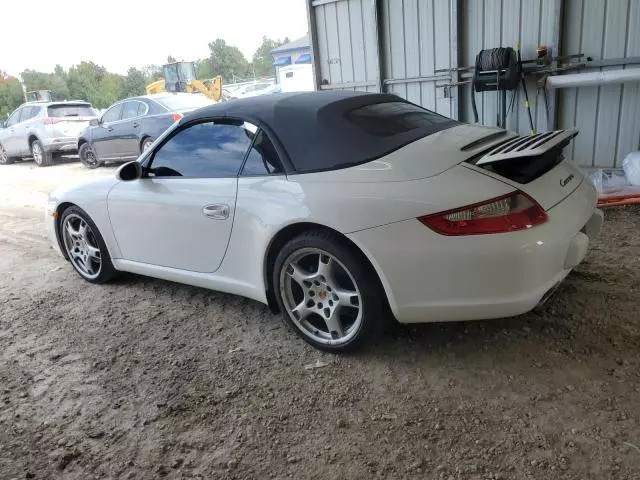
[42,117,64,125]
[418,191,547,236]
[170,112,183,122]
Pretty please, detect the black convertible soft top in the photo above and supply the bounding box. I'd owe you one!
[182,91,458,174]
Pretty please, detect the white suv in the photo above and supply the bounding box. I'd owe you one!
[0,101,97,166]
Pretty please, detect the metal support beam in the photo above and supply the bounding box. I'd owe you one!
[306,0,322,91]
[450,0,461,119]
[320,81,378,90]
[544,0,564,132]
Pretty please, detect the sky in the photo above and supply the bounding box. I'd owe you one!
[1,0,308,77]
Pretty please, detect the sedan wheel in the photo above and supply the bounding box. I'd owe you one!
[60,207,117,283]
[79,143,102,169]
[275,231,385,351]
[141,138,154,152]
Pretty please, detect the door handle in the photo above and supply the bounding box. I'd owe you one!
[202,203,230,219]
[106,127,114,132]
[132,122,139,128]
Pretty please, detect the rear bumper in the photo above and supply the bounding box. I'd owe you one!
[41,137,79,153]
[348,179,602,324]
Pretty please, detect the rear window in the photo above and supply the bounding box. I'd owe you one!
[48,104,95,117]
[346,101,451,137]
[154,95,213,111]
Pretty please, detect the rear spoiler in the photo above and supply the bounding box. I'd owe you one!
[476,129,578,165]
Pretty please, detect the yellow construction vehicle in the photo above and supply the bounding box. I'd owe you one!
[145,61,223,101]
[25,90,53,102]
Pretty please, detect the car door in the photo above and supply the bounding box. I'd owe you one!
[2,108,24,155]
[92,103,123,159]
[119,100,148,158]
[106,119,255,273]
[16,106,40,155]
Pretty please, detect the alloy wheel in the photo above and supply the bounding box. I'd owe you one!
[32,142,43,165]
[0,145,9,164]
[279,248,363,345]
[84,149,99,167]
[61,214,102,280]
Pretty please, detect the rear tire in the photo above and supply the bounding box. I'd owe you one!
[273,230,385,352]
[31,139,53,167]
[0,143,15,165]
[79,143,102,169]
[59,206,118,284]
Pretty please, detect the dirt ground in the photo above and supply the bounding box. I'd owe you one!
[0,160,639,480]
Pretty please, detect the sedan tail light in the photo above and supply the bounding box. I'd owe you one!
[418,191,547,236]
[170,112,183,122]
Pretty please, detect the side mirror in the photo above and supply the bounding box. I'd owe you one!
[89,118,99,127]
[0,121,5,129]
[116,161,143,181]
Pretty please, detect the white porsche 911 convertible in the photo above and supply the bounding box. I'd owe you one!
[46,91,603,351]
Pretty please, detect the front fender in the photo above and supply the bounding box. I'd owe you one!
[49,177,122,259]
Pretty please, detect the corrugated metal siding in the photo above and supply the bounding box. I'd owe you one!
[313,0,380,92]
[558,0,640,167]
[310,0,457,116]
[459,0,560,134]
[308,0,639,167]
[381,0,456,116]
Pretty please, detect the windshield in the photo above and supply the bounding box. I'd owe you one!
[47,104,95,117]
[346,101,451,137]
[154,95,214,111]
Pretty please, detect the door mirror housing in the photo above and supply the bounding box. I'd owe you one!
[89,118,99,127]
[116,161,143,181]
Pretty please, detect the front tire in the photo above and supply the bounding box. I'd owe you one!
[141,137,154,153]
[0,143,15,165]
[273,230,385,352]
[31,139,53,166]
[59,206,117,283]
[79,143,102,169]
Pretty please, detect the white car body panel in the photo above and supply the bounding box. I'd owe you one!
[348,178,601,323]
[107,177,237,273]
[46,119,603,325]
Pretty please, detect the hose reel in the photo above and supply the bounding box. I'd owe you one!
[471,47,520,127]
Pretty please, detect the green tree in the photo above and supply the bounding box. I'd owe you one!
[67,61,121,108]
[195,58,214,80]
[120,67,147,98]
[142,65,163,82]
[208,39,249,82]
[0,73,24,118]
[251,36,289,77]
[20,69,70,100]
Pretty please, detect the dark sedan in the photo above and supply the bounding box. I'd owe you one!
[77,93,214,168]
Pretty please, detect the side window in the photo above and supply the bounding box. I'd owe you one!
[149,121,253,178]
[241,130,283,176]
[23,107,40,121]
[102,104,123,123]
[28,107,42,120]
[121,101,141,120]
[7,109,22,126]
[137,102,148,117]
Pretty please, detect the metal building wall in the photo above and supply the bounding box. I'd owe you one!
[557,0,640,168]
[308,0,458,118]
[459,0,561,134]
[311,0,382,93]
[307,0,640,167]
[379,0,458,117]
